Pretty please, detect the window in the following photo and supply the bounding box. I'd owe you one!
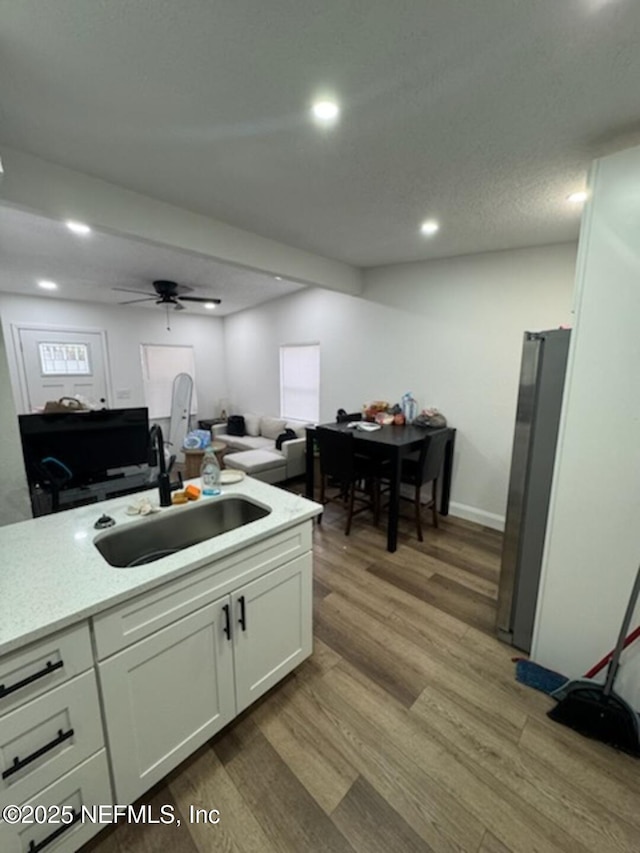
[38,342,91,376]
[140,344,198,419]
[280,344,320,423]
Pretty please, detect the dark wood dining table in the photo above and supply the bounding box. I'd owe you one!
[305,421,456,553]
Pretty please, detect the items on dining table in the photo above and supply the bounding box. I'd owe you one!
[363,400,390,421]
[413,408,448,428]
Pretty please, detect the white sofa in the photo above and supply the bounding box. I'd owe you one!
[211,414,308,484]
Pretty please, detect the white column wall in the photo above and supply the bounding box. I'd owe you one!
[532,146,640,708]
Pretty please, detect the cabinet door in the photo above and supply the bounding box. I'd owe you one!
[233,553,312,713]
[98,599,235,804]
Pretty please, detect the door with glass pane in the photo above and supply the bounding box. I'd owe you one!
[16,327,109,412]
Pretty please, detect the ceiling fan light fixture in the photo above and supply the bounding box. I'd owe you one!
[204,302,216,309]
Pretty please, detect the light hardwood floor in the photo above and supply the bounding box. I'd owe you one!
[86,501,640,853]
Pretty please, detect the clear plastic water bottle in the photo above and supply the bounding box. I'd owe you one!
[402,392,417,424]
[200,447,221,496]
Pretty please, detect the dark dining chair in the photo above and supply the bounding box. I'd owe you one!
[336,409,362,423]
[383,428,449,542]
[315,427,381,535]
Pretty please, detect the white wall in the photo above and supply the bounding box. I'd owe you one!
[0,323,31,525]
[532,147,640,707]
[0,293,228,426]
[224,243,576,527]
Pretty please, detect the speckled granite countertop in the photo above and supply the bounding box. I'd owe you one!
[0,478,321,657]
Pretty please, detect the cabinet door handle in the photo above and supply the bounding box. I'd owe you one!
[0,659,64,701]
[238,596,247,631]
[222,604,231,640]
[27,809,81,853]
[2,727,75,780]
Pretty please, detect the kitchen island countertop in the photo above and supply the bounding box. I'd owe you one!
[0,478,321,657]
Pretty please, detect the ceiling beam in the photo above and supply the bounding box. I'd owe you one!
[0,146,363,297]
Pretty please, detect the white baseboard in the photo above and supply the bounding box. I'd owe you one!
[448,502,505,532]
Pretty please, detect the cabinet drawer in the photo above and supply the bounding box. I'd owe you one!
[93,522,312,658]
[0,670,104,807]
[0,749,112,853]
[0,624,93,717]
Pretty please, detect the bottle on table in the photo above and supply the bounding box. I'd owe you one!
[200,447,221,496]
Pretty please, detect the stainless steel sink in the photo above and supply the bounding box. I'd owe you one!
[94,497,271,567]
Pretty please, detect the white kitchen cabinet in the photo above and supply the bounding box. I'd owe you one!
[98,599,235,804]
[232,552,312,713]
[98,547,312,803]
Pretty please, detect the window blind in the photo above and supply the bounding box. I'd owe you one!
[279,344,320,423]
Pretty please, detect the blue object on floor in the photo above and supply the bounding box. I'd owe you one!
[515,659,568,695]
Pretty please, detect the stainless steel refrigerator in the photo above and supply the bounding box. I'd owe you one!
[496,328,571,652]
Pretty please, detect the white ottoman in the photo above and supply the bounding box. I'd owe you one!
[224,449,287,484]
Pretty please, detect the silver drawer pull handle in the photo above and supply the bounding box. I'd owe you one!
[2,728,75,780]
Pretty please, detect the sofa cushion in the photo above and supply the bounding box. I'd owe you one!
[243,412,261,437]
[223,435,273,452]
[224,449,285,475]
[260,416,286,440]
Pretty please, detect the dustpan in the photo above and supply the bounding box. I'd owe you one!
[547,564,640,757]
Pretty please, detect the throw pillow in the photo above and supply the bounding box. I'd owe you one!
[260,416,286,440]
[226,414,246,436]
[243,413,261,437]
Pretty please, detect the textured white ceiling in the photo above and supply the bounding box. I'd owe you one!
[1,1,640,267]
[0,206,305,315]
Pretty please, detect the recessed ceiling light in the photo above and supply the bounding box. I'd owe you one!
[311,100,340,124]
[567,191,588,204]
[65,220,92,235]
[274,276,282,281]
[38,279,58,290]
[420,219,440,236]
[204,302,216,310]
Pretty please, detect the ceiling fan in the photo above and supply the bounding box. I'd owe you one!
[113,279,221,311]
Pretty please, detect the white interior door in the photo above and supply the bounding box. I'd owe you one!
[16,327,109,412]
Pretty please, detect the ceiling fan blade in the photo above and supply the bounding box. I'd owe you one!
[179,296,222,304]
[119,297,156,304]
[113,286,154,295]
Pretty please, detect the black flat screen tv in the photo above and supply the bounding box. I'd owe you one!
[19,407,150,489]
